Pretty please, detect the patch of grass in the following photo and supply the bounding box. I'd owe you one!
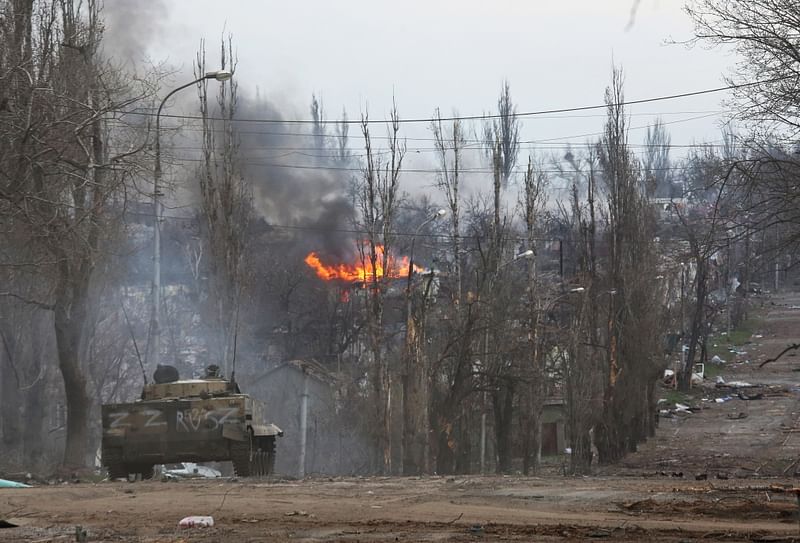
[708,317,764,362]
[662,389,690,406]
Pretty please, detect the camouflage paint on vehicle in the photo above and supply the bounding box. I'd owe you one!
[101,376,282,479]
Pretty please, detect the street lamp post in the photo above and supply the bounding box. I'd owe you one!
[151,70,233,370]
[406,208,447,286]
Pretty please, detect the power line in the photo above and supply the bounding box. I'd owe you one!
[114,78,779,125]
[136,141,727,154]
[125,210,563,243]
[109,111,727,160]
[110,108,728,133]
[141,156,726,175]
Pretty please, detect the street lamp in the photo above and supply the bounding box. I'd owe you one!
[406,208,447,284]
[506,249,535,266]
[150,69,233,369]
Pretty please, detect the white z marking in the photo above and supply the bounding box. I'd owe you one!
[142,409,166,428]
[109,412,130,428]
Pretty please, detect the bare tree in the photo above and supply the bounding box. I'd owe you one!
[593,67,663,462]
[686,0,800,137]
[484,81,520,186]
[518,157,549,474]
[194,37,250,376]
[310,94,326,153]
[673,149,732,391]
[432,108,466,299]
[0,0,154,468]
[557,146,604,474]
[643,118,675,198]
[358,103,405,474]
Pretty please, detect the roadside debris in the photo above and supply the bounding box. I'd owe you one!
[285,510,309,517]
[163,463,222,479]
[179,515,214,528]
[720,380,754,388]
[0,478,30,488]
[737,391,764,401]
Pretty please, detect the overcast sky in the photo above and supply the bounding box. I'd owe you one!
[108,0,737,197]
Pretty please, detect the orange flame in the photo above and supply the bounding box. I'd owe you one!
[304,245,423,282]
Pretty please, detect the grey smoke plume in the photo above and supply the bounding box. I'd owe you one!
[102,1,169,65]
[233,95,357,259]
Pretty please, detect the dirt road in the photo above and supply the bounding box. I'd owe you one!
[2,292,800,542]
[4,476,800,542]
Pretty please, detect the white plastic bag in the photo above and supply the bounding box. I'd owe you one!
[179,515,214,528]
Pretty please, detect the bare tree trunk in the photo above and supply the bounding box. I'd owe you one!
[520,157,548,474]
[493,376,515,473]
[359,106,404,474]
[54,280,91,469]
[0,325,22,459]
[680,255,708,391]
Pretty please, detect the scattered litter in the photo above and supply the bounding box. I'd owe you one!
[674,403,691,412]
[711,355,726,365]
[738,391,764,401]
[716,376,725,384]
[469,524,484,534]
[755,334,763,339]
[179,515,214,528]
[284,510,309,517]
[715,396,733,403]
[719,380,754,388]
[0,479,30,488]
[163,463,221,479]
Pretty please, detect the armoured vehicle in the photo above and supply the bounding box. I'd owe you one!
[101,365,282,479]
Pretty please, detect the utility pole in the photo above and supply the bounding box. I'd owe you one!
[298,369,309,478]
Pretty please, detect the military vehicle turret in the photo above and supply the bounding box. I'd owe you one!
[101,365,282,479]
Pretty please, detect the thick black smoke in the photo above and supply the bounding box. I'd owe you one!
[233,95,357,259]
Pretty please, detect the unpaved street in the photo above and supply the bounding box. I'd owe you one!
[3,292,800,542]
[3,476,800,542]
